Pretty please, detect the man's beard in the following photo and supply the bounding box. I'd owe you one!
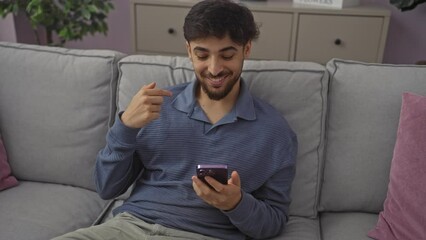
[197,71,240,101]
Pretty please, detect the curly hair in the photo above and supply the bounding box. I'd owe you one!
[183,0,260,45]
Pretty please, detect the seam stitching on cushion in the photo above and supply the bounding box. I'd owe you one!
[313,69,328,219]
[0,43,119,59]
[243,69,326,74]
[117,61,193,71]
[318,60,340,212]
[333,58,426,69]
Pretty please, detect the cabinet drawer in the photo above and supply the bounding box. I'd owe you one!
[250,11,293,61]
[134,4,189,55]
[295,14,385,64]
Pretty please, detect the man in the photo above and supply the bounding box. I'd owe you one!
[54,0,297,239]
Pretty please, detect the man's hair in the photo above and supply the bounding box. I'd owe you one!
[183,0,259,45]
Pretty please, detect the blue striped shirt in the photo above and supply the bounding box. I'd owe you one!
[95,79,297,239]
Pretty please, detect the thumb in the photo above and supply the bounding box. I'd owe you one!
[228,171,241,187]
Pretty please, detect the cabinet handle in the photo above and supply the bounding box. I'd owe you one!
[168,28,175,34]
[334,38,342,46]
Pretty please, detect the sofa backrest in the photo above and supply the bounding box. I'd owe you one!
[320,59,426,213]
[116,55,329,218]
[0,42,124,190]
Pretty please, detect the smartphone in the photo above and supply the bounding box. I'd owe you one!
[196,164,228,185]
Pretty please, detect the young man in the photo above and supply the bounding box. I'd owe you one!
[54,0,297,239]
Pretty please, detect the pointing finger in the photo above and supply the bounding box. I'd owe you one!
[142,82,156,90]
[145,88,173,97]
[139,82,172,97]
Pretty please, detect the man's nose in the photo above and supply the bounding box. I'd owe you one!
[208,57,223,76]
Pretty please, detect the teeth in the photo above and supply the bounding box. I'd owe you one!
[210,77,225,82]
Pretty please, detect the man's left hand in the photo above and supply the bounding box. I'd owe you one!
[192,171,242,211]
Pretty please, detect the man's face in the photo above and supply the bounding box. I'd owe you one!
[186,35,251,101]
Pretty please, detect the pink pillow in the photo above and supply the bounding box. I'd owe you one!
[368,92,426,240]
[0,136,18,191]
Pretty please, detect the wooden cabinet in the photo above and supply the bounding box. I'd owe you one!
[250,11,293,60]
[295,14,386,63]
[133,4,188,55]
[130,0,390,64]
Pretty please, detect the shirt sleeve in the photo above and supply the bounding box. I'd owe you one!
[94,113,143,200]
[223,133,297,239]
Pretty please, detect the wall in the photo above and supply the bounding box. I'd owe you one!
[65,0,131,54]
[361,0,426,64]
[0,0,425,64]
[0,15,16,42]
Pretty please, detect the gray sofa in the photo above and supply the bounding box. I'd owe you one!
[0,41,425,240]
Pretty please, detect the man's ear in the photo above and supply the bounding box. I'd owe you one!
[186,41,192,61]
[244,41,252,59]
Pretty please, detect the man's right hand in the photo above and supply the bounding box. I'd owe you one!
[121,82,173,128]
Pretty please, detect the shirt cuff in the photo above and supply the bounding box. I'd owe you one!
[108,112,141,145]
[222,191,255,224]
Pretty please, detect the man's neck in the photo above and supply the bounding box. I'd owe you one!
[197,80,241,124]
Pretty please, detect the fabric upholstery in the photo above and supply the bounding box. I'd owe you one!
[368,92,426,240]
[0,181,108,240]
[271,216,321,240]
[117,55,329,218]
[0,135,18,191]
[1,41,426,239]
[0,42,124,190]
[320,212,378,240]
[99,202,321,240]
[320,59,426,213]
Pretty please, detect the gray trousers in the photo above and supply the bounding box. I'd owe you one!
[52,212,219,240]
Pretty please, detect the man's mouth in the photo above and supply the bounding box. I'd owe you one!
[204,72,231,88]
[208,76,226,87]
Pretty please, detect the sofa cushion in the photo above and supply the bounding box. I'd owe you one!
[320,59,426,213]
[320,212,378,240]
[272,216,321,240]
[0,135,18,191]
[117,55,328,218]
[0,42,123,190]
[99,201,321,239]
[368,92,426,240]
[0,181,109,240]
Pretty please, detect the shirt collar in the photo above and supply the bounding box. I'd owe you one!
[172,77,256,121]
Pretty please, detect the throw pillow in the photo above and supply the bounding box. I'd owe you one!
[0,136,18,191]
[368,92,426,240]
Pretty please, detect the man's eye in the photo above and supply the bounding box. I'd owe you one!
[196,55,208,60]
[222,55,234,60]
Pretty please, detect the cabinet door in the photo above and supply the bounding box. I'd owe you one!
[134,4,189,55]
[250,11,293,61]
[295,14,385,64]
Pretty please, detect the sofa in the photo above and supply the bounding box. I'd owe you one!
[0,41,425,240]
